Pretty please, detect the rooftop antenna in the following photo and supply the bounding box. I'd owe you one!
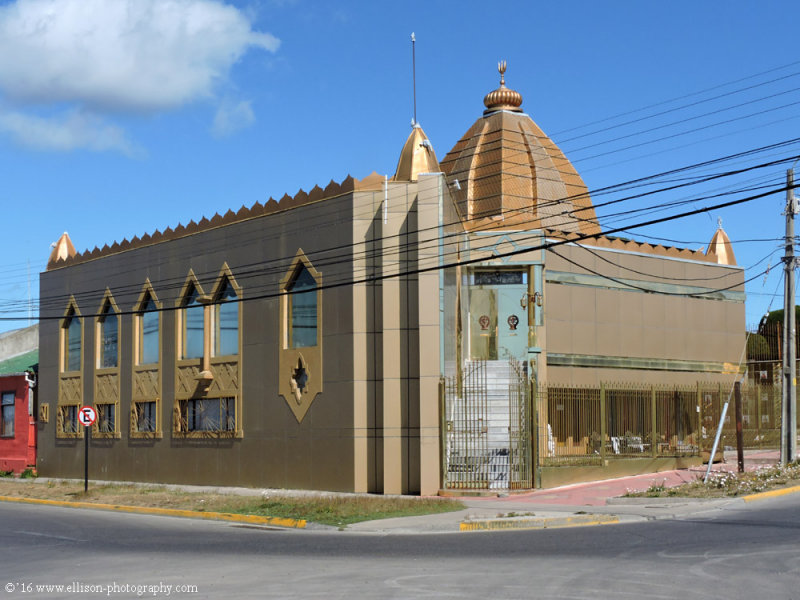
[411,32,417,127]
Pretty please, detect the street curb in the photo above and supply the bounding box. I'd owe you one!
[742,485,800,503]
[460,514,619,532]
[0,495,307,529]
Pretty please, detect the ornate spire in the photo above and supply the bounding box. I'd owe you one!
[47,231,77,269]
[483,60,523,115]
[706,223,737,265]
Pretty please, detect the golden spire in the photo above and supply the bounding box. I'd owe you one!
[706,220,737,265]
[47,231,77,269]
[392,123,440,182]
[483,60,523,115]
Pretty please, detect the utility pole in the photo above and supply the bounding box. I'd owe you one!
[782,166,798,465]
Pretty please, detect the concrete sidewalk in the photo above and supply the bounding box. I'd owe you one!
[349,449,786,534]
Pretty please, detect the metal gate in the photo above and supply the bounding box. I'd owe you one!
[441,359,532,490]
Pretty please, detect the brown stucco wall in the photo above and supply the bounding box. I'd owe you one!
[38,193,361,491]
[543,242,746,386]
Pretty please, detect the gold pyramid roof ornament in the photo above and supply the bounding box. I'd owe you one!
[47,232,77,269]
[392,123,440,182]
[706,218,737,265]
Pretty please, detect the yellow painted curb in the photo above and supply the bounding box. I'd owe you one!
[742,485,800,503]
[0,495,306,528]
[460,514,619,532]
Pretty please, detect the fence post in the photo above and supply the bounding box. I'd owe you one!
[600,382,606,463]
[530,380,538,488]
[696,382,702,453]
[439,378,446,490]
[650,386,657,457]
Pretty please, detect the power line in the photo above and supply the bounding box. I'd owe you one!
[14,149,797,315]
[16,182,788,322]
[550,59,800,136]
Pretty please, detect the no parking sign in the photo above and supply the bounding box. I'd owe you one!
[79,406,97,427]
[79,406,96,493]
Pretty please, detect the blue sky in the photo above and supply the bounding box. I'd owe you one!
[0,0,798,332]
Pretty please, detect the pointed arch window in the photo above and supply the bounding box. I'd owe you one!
[58,298,83,438]
[97,297,119,369]
[62,306,82,373]
[132,281,162,438]
[279,251,322,423]
[137,293,160,366]
[287,264,318,348]
[213,279,238,357]
[181,284,205,360]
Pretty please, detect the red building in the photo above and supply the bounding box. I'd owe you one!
[0,349,37,474]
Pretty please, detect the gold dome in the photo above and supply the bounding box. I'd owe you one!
[483,61,523,115]
[440,64,600,235]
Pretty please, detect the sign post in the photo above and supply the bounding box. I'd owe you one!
[79,406,97,493]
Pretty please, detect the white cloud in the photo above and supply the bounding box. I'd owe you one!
[0,108,141,155]
[211,99,255,137]
[0,0,280,112]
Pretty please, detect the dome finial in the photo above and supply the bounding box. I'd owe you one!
[483,60,522,114]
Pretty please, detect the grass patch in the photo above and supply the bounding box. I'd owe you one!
[625,461,800,499]
[0,480,465,527]
[222,493,464,527]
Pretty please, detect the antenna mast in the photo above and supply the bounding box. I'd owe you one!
[411,32,417,126]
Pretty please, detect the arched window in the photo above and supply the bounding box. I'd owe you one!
[97,298,118,369]
[58,297,83,438]
[62,307,81,373]
[132,280,162,438]
[287,264,318,348]
[137,293,159,366]
[213,279,238,357]
[181,284,204,360]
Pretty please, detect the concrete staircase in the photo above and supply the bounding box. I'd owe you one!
[446,360,523,489]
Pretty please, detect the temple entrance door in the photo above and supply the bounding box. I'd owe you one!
[497,285,528,360]
[468,270,528,361]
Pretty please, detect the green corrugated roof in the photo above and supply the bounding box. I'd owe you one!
[0,349,38,375]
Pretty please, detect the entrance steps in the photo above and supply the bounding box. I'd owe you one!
[447,360,527,489]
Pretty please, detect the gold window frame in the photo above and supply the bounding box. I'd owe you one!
[173,266,243,439]
[131,279,163,439]
[279,250,323,423]
[57,297,83,439]
[93,289,121,439]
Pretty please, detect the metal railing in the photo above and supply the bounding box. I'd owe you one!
[539,382,702,466]
[539,381,789,467]
[441,359,531,490]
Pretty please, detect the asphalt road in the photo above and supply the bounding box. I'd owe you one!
[1,496,798,599]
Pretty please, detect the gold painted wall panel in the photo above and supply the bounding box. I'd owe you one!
[58,375,82,405]
[133,368,159,401]
[95,372,119,404]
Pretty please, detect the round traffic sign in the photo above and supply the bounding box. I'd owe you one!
[79,406,97,427]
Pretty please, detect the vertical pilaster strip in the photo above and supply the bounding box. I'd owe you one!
[417,176,443,495]
[383,183,406,494]
[352,191,377,492]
